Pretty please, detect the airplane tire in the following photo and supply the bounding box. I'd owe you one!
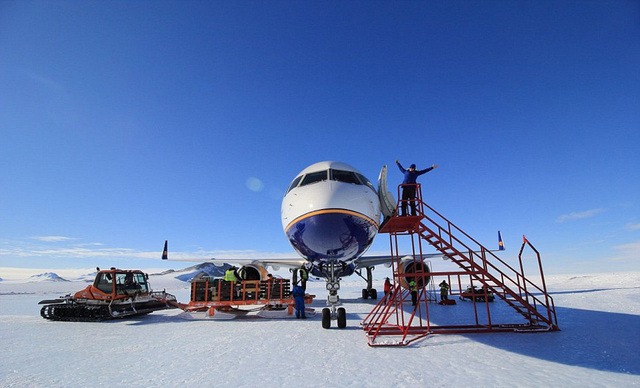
[337,307,346,328]
[322,308,331,329]
[368,289,378,300]
[362,289,368,300]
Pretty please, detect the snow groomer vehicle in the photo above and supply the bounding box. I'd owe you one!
[39,268,176,321]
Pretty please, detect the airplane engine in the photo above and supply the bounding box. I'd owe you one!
[396,258,431,289]
[237,263,270,281]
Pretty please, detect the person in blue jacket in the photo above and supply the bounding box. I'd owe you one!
[396,160,438,216]
[291,283,306,319]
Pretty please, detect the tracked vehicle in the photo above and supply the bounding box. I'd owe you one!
[39,268,176,321]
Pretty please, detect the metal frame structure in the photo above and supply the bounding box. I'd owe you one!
[174,277,315,317]
[362,184,559,346]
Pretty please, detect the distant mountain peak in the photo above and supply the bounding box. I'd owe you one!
[171,262,231,282]
[29,272,69,282]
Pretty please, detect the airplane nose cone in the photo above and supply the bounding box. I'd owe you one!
[285,210,377,262]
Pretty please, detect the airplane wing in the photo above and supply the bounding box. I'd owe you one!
[162,230,505,271]
[161,241,306,270]
[354,252,451,269]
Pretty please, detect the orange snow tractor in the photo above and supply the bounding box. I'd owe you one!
[39,268,176,321]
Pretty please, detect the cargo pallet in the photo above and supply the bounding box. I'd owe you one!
[173,275,315,318]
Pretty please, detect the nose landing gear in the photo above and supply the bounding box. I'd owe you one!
[321,262,347,329]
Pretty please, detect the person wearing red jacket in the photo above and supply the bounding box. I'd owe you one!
[383,277,392,298]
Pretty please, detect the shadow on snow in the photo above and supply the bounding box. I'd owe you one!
[448,306,639,375]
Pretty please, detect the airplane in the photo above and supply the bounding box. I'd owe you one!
[163,160,503,329]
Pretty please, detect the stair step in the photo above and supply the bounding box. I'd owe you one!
[515,326,552,333]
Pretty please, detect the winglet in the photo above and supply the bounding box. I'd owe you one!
[498,231,505,251]
[162,240,168,260]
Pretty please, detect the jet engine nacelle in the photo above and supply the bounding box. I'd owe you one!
[237,262,270,281]
[396,257,431,289]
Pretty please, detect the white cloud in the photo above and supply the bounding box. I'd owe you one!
[556,208,605,223]
[605,241,640,263]
[0,267,91,280]
[0,238,148,260]
[0,238,292,263]
[626,222,640,231]
[31,236,75,242]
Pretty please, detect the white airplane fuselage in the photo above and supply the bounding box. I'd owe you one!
[281,161,381,277]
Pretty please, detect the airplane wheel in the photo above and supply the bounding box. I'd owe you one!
[362,289,368,300]
[337,307,346,328]
[322,308,331,329]
[368,289,378,300]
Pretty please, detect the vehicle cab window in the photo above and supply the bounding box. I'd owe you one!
[94,272,113,293]
[114,272,149,295]
[134,273,149,293]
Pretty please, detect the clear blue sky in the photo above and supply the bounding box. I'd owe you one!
[1,1,638,274]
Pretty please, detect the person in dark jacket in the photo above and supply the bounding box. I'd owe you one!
[291,283,306,319]
[439,280,450,301]
[396,160,438,216]
[266,273,276,299]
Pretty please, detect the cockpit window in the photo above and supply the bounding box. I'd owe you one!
[292,168,375,192]
[356,173,376,192]
[330,169,360,185]
[300,170,328,186]
[286,176,303,194]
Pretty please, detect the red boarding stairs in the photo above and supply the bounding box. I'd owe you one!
[362,184,560,346]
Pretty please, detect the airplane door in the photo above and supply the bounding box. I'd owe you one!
[377,165,397,220]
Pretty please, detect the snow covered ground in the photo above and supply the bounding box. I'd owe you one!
[1,269,639,387]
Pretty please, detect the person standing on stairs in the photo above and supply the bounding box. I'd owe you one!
[395,160,438,216]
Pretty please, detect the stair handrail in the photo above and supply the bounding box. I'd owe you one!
[393,183,548,298]
[389,183,556,326]
[422,219,550,302]
[392,183,549,301]
[417,203,556,325]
